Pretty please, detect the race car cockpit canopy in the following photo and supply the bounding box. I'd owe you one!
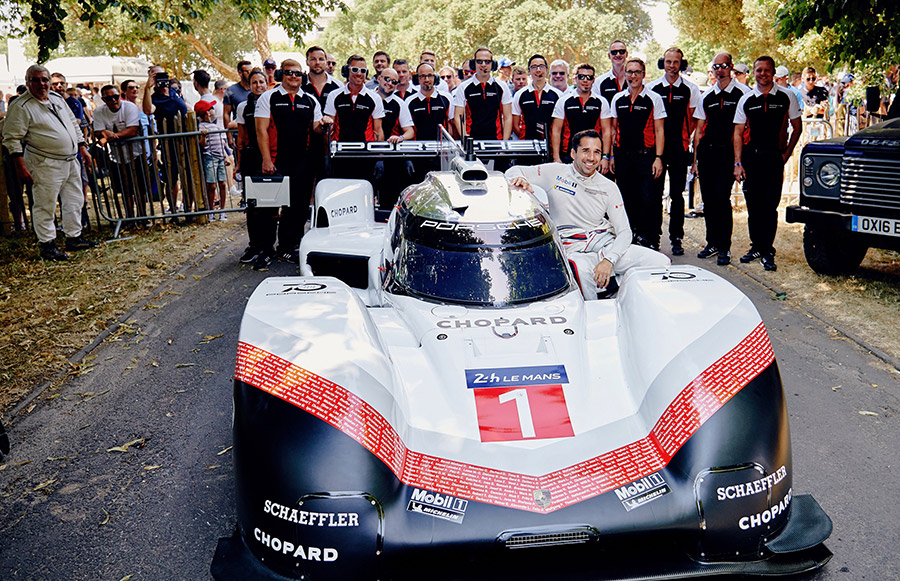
[387,165,571,307]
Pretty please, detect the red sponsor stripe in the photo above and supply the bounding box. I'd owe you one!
[235,322,773,513]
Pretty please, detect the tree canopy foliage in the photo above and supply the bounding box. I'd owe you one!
[776,0,899,67]
[670,0,829,71]
[4,0,344,71]
[318,0,652,72]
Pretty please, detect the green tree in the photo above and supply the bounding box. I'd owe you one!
[19,0,256,79]
[4,0,344,69]
[776,0,899,67]
[670,0,828,72]
[319,0,651,71]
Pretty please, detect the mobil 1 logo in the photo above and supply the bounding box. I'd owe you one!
[407,488,468,524]
[615,472,670,511]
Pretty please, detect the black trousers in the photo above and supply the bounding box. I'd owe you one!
[697,145,735,251]
[660,148,689,242]
[242,148,279,254]
[615,149,662,246]
[742,150,785,256]
[276,158,314,252]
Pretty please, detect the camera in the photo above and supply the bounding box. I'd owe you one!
[155,71,170,88]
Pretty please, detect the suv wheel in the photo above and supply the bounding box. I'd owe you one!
[802,226,868,275]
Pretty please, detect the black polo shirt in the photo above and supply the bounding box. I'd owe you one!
[734,84,801,153]
[694,79,751,148]
[379,92,414,137]
[406,91,452,140]
[323,85,385,142]
[647,75,700,152]
[551,91,610,155]
[610,87,667,151]
[302,77,342,111]
[255,86,321,166]
[451,76,512,139]
[512,83,563,140]
[592,71,625,108]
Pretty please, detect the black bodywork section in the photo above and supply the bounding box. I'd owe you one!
[212,362,831,579]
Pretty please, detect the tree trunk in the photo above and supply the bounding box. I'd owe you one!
[178,34,241,82]
[251,18,271,62]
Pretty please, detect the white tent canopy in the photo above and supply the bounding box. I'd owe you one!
[42,56,153,86]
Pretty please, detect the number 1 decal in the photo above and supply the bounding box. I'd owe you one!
[473,385,574,442]
[498,389,536,438]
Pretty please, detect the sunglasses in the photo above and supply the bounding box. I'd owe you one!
[264,65,277,70]
[327,61,336,66]
[625,70,644,76]
[102,94,121,101]
[475,59,492,65]
[382,78,399,85]
[806,77,816,81]
[711,63,731,71]
[576,73,595,80]
[529,64,547,71]
[126,85,139,91]
[551,71,567,76]
[440,75,452,80]
[348,66,368,75]
[282,70,304,78]
[610,49,627,56]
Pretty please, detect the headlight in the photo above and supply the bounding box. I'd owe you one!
[817,162,840,188]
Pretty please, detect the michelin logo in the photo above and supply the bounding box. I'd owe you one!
[407,489,468,524]
[615,473,670,512]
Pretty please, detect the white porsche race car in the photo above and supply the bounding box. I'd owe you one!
[212,133,832,580]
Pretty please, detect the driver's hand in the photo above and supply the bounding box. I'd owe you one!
[593,259,613,289]
[508,177,533,192]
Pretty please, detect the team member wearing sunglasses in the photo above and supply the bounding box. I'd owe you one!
[452,47,513,140]
[256,59,324,263]
[373,66,415,209]
[551,63,612,166]
[593,41,629,106]
[609,58,667,250]
[691,52,751,265]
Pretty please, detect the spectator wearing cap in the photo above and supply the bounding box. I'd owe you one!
[497,57,515,83]
[195,99,229,220]
[733,63,750,85]
[263,58,278,89]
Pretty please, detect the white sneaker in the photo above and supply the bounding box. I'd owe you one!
[230,185,242,197]
[209,213,217,221]
[220,213,228,221]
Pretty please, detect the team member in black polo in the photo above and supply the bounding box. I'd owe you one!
[593,40,628,106]
[609,58,667,249]
[647,47,701,256]
[302,46,343,187]
[373,66,414,209]
[452,47,512,140]
[551,63,612,167]
[323,55,385,181]
[256,59,322,264]
[406,63,452,140]
[511,54,563,140]
[691,52,751,265]
[733,56,802,272]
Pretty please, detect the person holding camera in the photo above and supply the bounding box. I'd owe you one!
[143,65,187,212]
[256,59,323,264]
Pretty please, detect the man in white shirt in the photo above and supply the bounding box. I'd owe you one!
[94,84,146,218]
[506,129,670,299]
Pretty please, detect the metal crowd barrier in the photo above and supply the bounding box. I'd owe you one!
[88,115,242,238]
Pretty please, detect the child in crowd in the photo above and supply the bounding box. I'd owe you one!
[195,99,229,220]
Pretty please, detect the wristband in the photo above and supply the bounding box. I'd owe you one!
[601,154,610,160]
[655,154,663,159]
[734,162,742,166]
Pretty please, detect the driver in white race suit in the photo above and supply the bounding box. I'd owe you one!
[506,129,670,299]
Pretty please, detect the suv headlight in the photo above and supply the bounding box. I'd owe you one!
[817,162,840,188]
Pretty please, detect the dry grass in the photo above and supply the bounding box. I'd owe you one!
[0,217,243,416]
[680,201,900,364]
